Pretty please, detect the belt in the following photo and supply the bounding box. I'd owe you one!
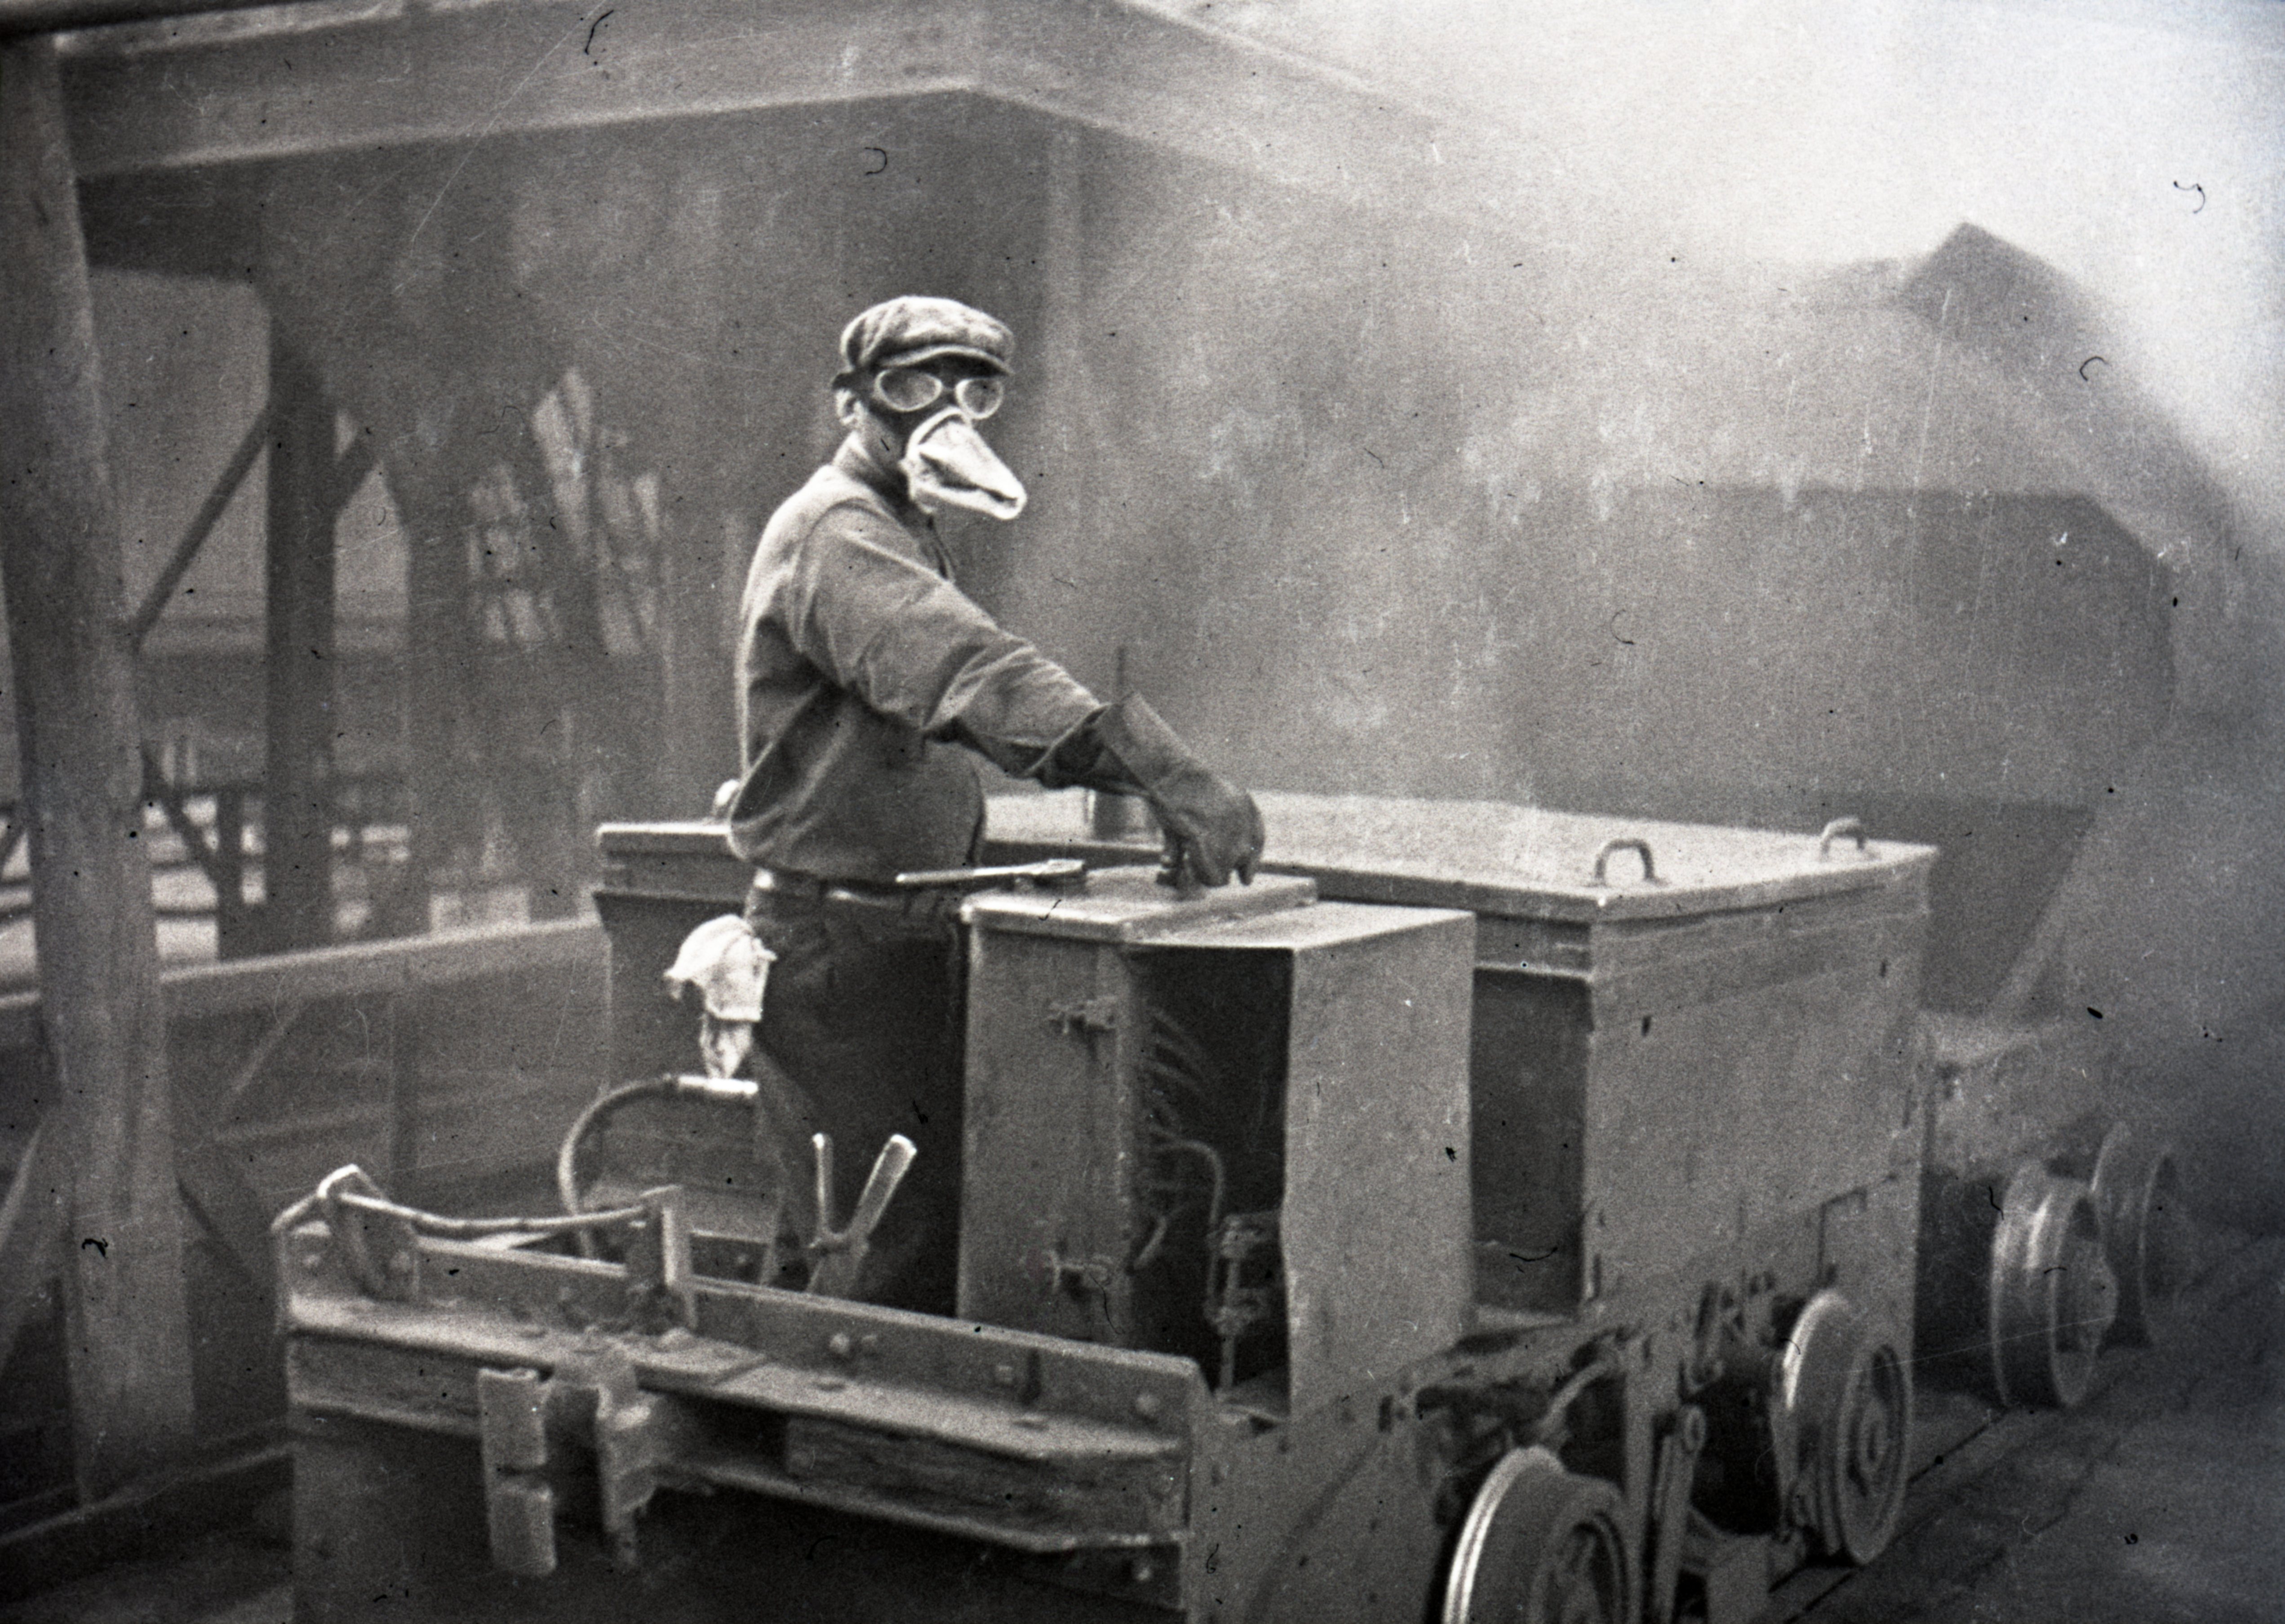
[747,869,960,925]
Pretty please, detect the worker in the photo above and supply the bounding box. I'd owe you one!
[726,295,1264,1310]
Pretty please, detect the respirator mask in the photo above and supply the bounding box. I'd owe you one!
[873,367,1027,521]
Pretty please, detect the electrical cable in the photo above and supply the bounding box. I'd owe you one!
[1146,1132,1228,1234]
[555,1072,763,1258]
[328,1171,650,1240]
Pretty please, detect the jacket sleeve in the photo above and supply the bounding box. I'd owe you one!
[781,502,1105,780]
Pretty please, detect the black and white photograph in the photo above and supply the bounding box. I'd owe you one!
[0,1,2280,1619]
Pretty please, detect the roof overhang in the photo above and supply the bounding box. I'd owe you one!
[53,0,1526,231]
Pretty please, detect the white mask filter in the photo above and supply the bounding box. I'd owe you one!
[900,406,1027,520]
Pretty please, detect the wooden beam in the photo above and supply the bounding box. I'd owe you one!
[652,479,719,815]
[394,498,459,939]
[162,917,602,1018]
[138,741,223,886]
[385,991,419,1189]
[0,0,271,38]
[173,1139,277,1309]
[261,331,337,952]
[0,1441,291,1606]
[126,405,267,655]
[211,785,250,956]
[51,0,1532,238]
[0,920,603,1377]
[0,1121,64,1376]
[0,31,195,1496]
[328,432,377,515]
[0,918,604,1057]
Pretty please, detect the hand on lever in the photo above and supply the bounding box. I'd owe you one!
[1091,695,1264,888]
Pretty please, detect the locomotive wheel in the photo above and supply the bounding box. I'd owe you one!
[2090,1125,2192,1346]
[1779,1291,1913,1566]
[1989,1162,2116,1408]
[1442,1447,1632,1624]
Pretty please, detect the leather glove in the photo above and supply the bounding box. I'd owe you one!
[1091,694,1265,887]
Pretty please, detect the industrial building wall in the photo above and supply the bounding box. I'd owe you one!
[71,98,2174,843]
[57,81,2268,1215]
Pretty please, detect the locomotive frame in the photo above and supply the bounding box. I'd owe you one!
[274,793,2177,1624]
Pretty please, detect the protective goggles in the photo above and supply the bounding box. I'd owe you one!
[871,366,1005,419]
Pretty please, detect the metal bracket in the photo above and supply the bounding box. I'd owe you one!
[315,1164,420,1301]
[1019,1245,1123,1342]
[1049,995,1122,1036]
[1647,1406,1708,1624]
[478,1347,697,1578]
[1590,836,1661,887]
[1206,1211,1282,1390]
[478,1367,558,1578]
[1817,817,1870,860]
[1027,1247,1118,1296]
[620,1185,698,1333]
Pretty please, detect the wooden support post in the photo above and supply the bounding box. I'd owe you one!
[0,1120,64,1376]
[654,503,703,808]
[1040,124,1087,439]
[1029,125,1104,675]
[213,785,249,957]
[388,498,462,938]
[385,991,419,1195]
[0,32,195,1495]
[262,332,337,952]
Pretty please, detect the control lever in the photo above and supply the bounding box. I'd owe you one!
[804,1131,918,1298]
[892,858,1087,893]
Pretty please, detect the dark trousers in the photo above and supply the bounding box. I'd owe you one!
[743,889,964,1314]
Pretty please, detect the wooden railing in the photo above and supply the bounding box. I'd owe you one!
[0,918,608,1532]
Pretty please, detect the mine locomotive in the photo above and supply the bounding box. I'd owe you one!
[278,794,2182,1623]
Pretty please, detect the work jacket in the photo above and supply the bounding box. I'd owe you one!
[728,435,1101,883]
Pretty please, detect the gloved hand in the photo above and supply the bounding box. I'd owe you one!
[1091,694,1265,887]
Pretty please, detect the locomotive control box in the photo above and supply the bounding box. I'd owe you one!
[954,868,1476,1415]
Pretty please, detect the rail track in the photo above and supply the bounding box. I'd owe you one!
[0,1229,2275,1624]
[1777,1225,2282,1624]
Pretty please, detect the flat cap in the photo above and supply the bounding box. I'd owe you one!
[840,296,1014,376]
